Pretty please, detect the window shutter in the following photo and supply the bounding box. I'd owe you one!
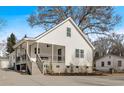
[75,49,79,58]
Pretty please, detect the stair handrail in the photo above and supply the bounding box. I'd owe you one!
[36,53,44,73]
[26,53,32,74]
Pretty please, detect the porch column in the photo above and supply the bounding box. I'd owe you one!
[51,44,54,63]
[51,44,54,73]
[26,41,29,55]
[20,64,22,72]
[26,41,29,74]
[36,42,39,54]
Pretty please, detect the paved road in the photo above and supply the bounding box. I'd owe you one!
[0,69,124,86]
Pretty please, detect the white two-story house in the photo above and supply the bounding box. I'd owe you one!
[9,17,95,75]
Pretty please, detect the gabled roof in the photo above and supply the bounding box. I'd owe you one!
[13,17,95,50]
[13,37,35,49]
[35,17,95,50]
[96,54,124,61]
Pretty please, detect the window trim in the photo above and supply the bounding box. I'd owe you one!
[67,27,71,37]
[75,49,84,58]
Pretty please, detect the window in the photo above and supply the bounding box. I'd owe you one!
[75,49,84,58]
[34,48,37,54]
[38,48,40,54]
[108,61,111,65]
[58,49,62,55]
[118,60,122,67]
[76,66,79,68]
[101,61,104,67]
[46,65,48,68]
[58,49,62,61]
[34,48,40,54]
[66,66,70,68]
[67,27,71,37]
[58,56,62,61]
[75,49,79,58]
[44,65,48,68]
[80,50,84,58]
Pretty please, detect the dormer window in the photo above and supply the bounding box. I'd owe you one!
[67,27,71,37]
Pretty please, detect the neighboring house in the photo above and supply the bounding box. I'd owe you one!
[95,54,124,72]
[9,17,95,75]
[0,57,10,69]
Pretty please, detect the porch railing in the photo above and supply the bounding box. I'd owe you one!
[16,54,26,63]
[39,54,65,62]
[16,53,32,74]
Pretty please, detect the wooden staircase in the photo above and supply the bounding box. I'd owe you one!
[36,54,44,73]
[26,53,42,75]
[26,53,32,75]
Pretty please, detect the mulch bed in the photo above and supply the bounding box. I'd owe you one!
[46,72,106,76]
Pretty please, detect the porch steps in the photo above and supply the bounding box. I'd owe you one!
[32,62,42,75]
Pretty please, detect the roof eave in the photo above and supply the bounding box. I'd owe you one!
[34,17,95,50]
[13,38,35,49]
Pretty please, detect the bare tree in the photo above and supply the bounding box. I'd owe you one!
[93,37,110,58]
[27,6,121,36]
[93,33,124,59]
[108,33,124,56]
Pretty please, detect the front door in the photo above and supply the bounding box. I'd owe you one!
[58,49,62,61]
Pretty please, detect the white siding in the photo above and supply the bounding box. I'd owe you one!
[96,55,124,72]
[36,20,93,67]
[0,58,10,69]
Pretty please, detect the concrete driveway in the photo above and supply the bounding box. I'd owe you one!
[0,69,124,86]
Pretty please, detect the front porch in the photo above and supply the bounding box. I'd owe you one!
[31,42,65,63]
[14,40,65,74]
